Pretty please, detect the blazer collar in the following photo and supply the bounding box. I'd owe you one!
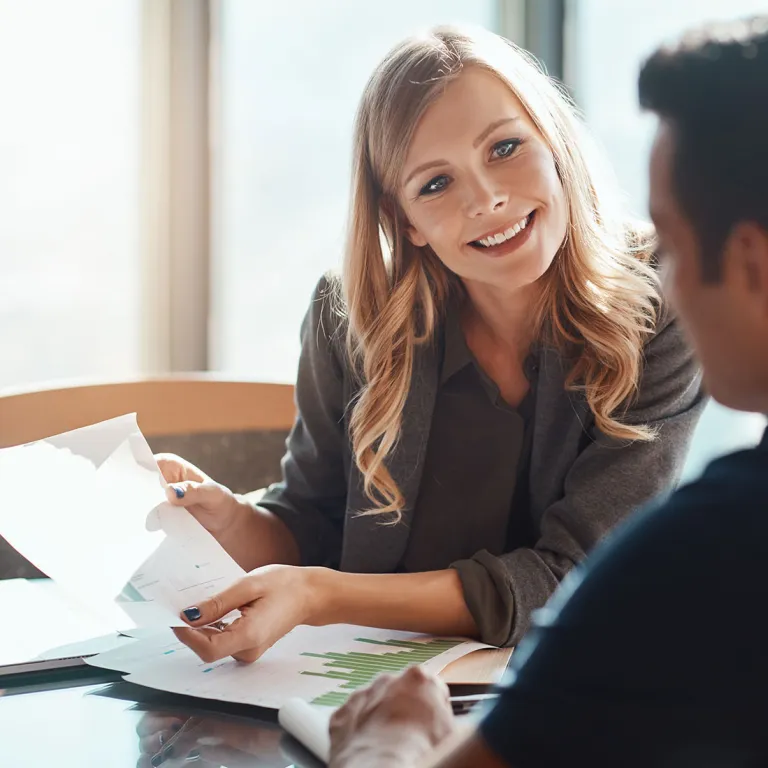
[341,334,440,572]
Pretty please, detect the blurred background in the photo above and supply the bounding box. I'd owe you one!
[0,0,765,479]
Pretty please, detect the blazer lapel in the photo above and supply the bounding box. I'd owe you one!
[341,337,439,573]
[528,345,590,512]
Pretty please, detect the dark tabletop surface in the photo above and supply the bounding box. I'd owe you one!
[0,578,322,767]
[0,674,323,768]
[0,579,494,767]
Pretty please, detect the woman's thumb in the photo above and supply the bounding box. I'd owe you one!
[165,480,228,509]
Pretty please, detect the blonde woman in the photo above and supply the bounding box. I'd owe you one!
[157,26,704,663]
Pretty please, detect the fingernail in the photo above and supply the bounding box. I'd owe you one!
[172,485,185,499]
[183,606,202,622]
[185,750,201,762]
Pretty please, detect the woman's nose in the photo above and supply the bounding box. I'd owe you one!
[463,174,508,218]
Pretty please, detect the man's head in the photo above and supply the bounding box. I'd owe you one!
[640,16,768,412]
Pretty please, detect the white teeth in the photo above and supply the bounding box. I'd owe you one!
[476,214,531,248]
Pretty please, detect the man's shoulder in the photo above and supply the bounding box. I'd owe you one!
[534,434,768,632]
[592,435,767,595]
[625,436,766,548]
[667,435,768,524]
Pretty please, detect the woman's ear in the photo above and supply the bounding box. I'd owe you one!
[405,227,429,247]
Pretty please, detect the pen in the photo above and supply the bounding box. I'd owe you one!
[450,692,499,715]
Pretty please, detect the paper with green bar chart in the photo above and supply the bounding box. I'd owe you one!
[86,623,492,709]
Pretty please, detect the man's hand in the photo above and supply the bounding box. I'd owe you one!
[329,667,456,768]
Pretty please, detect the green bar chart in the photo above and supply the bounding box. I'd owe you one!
[301,636,462,707]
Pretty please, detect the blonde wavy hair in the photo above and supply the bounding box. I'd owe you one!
[338,25,660,520]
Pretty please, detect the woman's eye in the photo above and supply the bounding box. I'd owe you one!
[419,175,450,196]
[491,139,522,160]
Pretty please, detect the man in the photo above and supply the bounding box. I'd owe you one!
[329,15,768,768]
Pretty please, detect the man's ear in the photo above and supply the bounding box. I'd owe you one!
[726,221,768,317]
[381,194,428,247]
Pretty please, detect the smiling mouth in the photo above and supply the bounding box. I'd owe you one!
[469,211,536,249]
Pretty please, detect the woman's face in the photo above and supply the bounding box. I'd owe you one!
[398,67,568,292]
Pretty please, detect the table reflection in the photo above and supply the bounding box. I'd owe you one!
[0,681,323,768]
[135,710,288,767]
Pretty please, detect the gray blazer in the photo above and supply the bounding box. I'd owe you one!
[259,274,705,646]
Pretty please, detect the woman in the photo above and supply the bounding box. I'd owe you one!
[159,26,704,663]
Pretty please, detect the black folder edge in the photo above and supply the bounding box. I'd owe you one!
[0,661,122,694]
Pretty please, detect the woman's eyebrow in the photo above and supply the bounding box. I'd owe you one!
[472,116,521,148]
[403,159,449,187]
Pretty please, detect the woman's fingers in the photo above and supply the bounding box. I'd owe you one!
[173,603,278,664]
[175,591,283,662]
[179,574,265,628]
[154,453,209,484]
[172,625,230,664]
[174,567,308,664]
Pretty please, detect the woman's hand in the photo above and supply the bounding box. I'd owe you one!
[154,453,301,572]
[154,453,246,538]
[173,565,327,663]
[329,667,455,768]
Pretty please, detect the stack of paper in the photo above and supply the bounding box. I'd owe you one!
[0,415,245,630]
[86,623,492,710]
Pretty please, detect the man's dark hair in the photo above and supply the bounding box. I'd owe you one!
[638,16,768,281]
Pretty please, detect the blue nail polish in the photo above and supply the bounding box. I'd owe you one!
[185,749,201,762]
[173,485,185,499]
[183,606,201,622]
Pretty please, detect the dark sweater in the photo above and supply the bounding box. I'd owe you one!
[481,427,768,766]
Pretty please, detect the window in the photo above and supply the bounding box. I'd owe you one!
[210,0,499,383]
[0,1,141,389]
[565,0,768,479]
